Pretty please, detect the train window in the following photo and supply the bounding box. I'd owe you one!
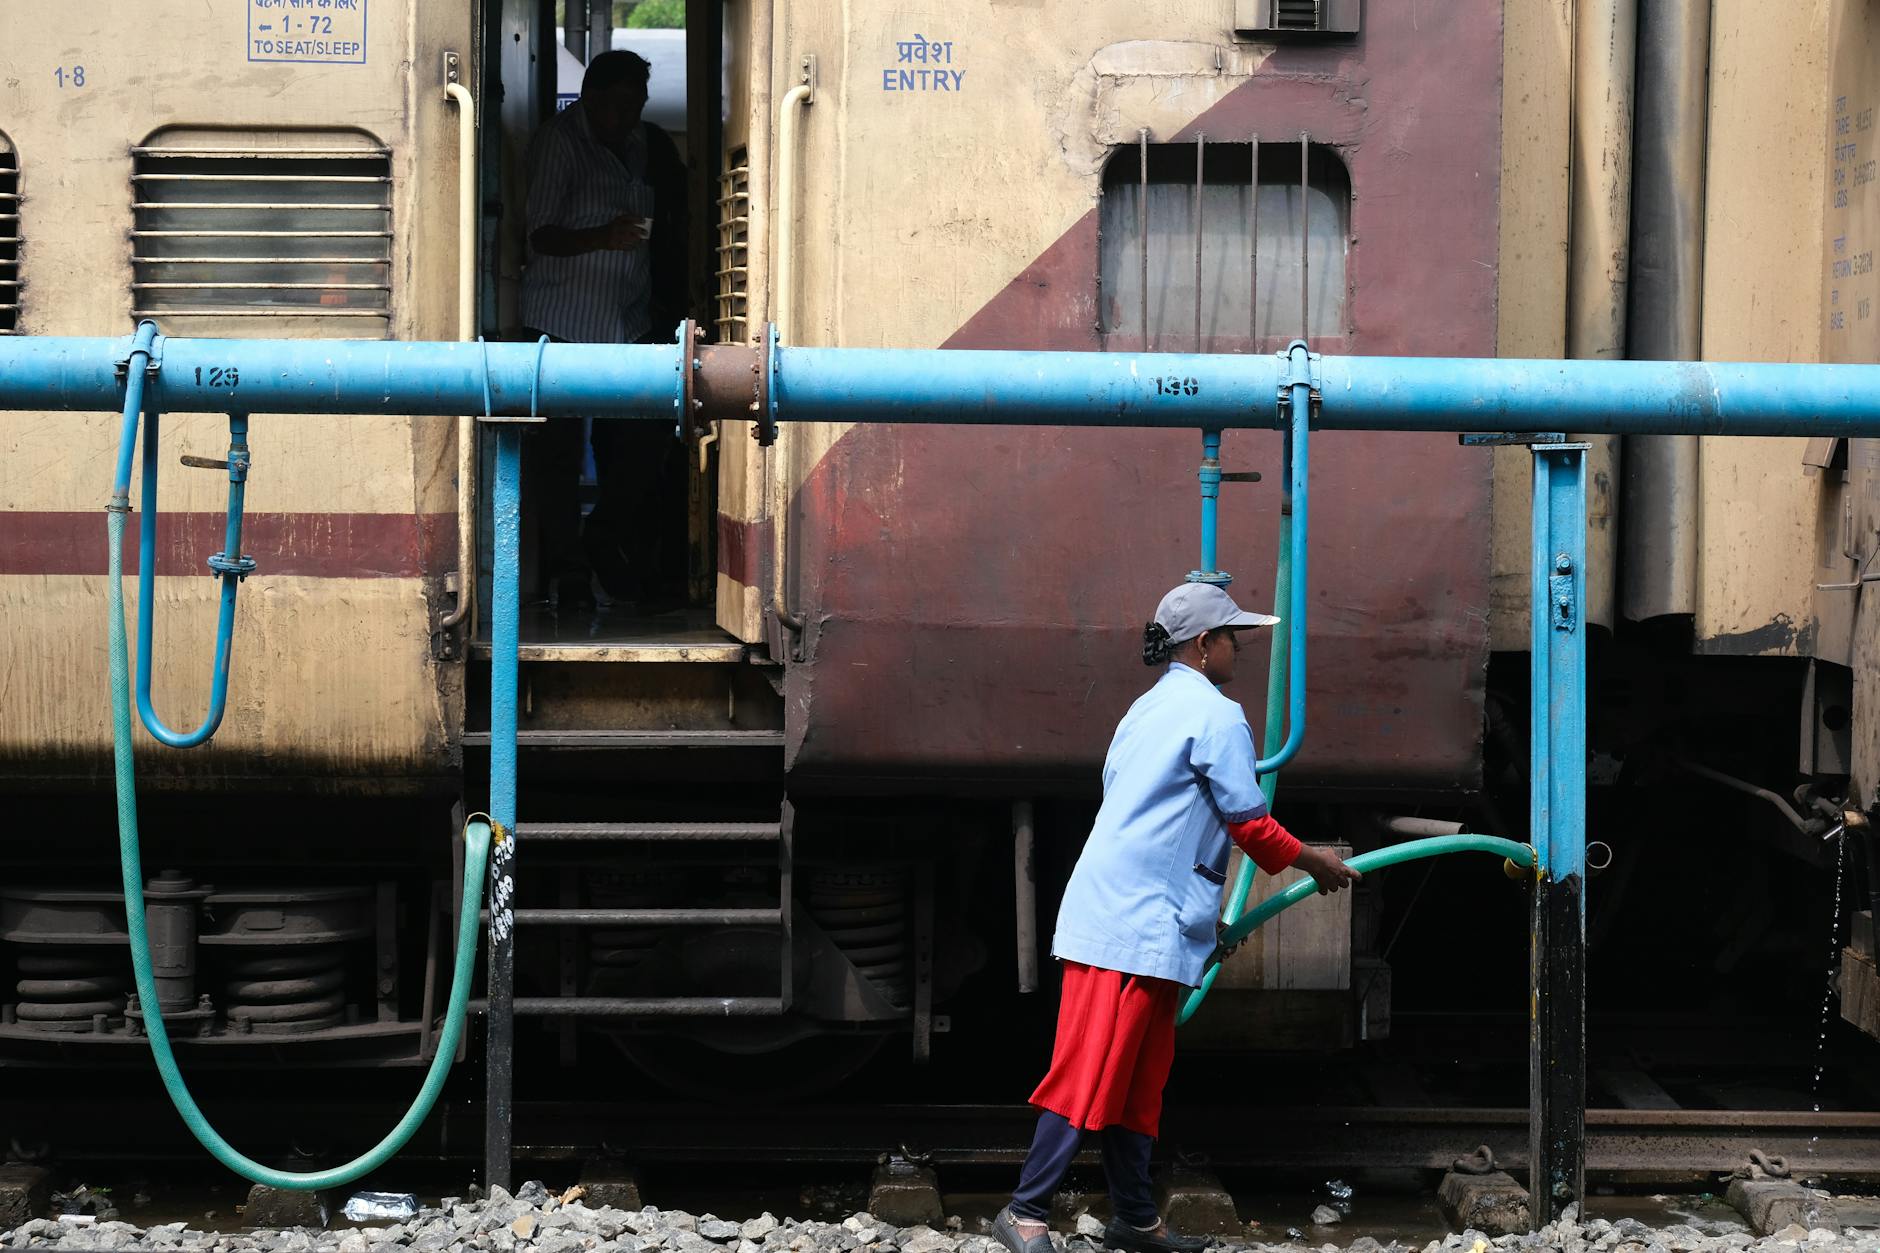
[1098,140,1349,348]
[131,130,392,333]
[0,135,18,333]
[715,148,750,344]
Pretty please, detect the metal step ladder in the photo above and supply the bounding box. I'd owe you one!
[461,729,784,749]
[492,803,795,1019]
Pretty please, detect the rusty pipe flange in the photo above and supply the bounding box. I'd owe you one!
[755,325,772,444]
[674,319,701,438]
[693,339,769,440]
[685,319,716,440]
[760,322,780,446]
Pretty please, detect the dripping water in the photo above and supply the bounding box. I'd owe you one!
[1805,824,1848,1168]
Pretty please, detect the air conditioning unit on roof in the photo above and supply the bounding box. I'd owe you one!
[1234,0,1361,36]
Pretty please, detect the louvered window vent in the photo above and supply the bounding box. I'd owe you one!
[715,149,751,344]
[132,131,392,333]
[0,137,19,333]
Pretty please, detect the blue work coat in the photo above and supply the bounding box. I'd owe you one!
[1051,662,1269,987]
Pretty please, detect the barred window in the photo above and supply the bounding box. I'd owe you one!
[1099,139,1350,349]
[0,135,18,333]
[715,148,750,344]
[132,129,392,333]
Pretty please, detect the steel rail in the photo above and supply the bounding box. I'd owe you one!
[7,1097,1876,1184]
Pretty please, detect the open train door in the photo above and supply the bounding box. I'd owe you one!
[707,0,773,645]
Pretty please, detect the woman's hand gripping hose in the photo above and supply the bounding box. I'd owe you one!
[1293,843,1362,894]
[1197,835,1536,991]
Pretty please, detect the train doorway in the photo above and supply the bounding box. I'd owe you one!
[475,0,739,662]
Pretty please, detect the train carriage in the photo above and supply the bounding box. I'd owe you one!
[0,0,1876,1157]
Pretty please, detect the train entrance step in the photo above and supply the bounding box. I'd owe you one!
[461,728,783,749]
[485,803,796,1020]
[513,821,781,841]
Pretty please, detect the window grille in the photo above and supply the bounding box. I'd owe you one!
[0,137,19,334]
[1098,138,1350,349]
[1233,0,1361,35]
[131,132,392,332]
[1276,0,1323,29]
[715,149,751,343]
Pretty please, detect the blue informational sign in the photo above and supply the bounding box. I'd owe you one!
[248,0,368,65]
[883,34,963,92]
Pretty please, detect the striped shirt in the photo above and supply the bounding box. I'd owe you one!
[520,101,655,345]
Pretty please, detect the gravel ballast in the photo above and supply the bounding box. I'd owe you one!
[5,1189,1878,1253]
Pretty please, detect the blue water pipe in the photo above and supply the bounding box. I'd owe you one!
[134,407,252,747]
[1179,357,1309,1024]
[19,333,1880,435]
[1193,428,1226,584]
[1259,342,1312,774]
[106,322,253,748]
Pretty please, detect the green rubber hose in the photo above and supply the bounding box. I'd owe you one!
[1178,501,1294,1026]
[1190,834,1536,1000]
[108,505,492,1190]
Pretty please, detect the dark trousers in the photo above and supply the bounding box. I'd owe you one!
[586,418,676,599]
[520,329,676,601]
[1009,1111,1156,1228]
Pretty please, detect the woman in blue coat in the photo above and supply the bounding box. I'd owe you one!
[994,583,1360,1253]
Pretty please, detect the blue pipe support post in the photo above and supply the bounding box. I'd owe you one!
[484,426,523,1192]
[1528,440,1589,1222]
[135,409,253,747]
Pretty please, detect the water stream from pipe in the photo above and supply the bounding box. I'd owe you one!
[1806,830,1848,1168]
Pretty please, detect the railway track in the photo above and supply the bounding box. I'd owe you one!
[8,1100,1878,1187]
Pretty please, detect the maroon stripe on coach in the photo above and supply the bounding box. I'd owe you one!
[0,511,457,579]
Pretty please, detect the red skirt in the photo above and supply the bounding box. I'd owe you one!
[1028,961,1180,1138]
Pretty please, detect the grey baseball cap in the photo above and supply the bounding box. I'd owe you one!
[1154,583,1281,644]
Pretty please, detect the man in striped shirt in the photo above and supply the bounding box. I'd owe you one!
[521,50,688,610]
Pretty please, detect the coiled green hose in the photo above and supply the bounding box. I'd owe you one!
[108,504,491,1190]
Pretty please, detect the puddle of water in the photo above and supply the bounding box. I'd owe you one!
[1831,1195,1880,1231]
[1586,1193,1749,1236]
